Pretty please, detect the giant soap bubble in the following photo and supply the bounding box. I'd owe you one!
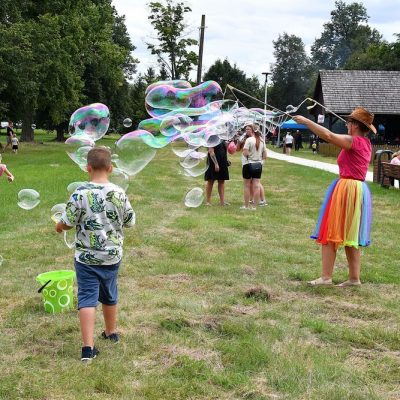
[145,81,222,111]
[110,168,129,192]
[69,103,110,141]
[184,187,204,208]
[18,189,40,210]
[65,134,95,148]
[145,80,193,118]
[114,131,157,176]
[66,145,92,171]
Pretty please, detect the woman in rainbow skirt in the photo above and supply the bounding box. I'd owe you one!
[293,108,374,287]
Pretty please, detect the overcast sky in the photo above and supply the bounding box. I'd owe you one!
[112,0,400,83]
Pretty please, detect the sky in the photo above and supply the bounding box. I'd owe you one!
[112,0,400,83]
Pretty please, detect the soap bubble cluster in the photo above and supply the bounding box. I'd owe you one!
[64,81,288,207]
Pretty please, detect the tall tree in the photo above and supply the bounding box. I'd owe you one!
[269,33,312,111]
[128,67,159,129]
[311,0,382,70]
[346,34,400,70]
[0,0,137,141]
[147,0,198,80]
[203,59,263,108]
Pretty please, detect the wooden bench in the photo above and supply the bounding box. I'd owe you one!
[381,162,400,188]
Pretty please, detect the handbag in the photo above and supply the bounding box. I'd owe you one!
[248,161,262,173]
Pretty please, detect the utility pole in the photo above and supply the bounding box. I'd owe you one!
[261,72,270,139]
[197,15,206,85]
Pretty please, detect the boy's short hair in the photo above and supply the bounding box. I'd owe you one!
[87,146,112,170]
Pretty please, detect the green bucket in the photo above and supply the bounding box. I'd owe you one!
[36,270,76,314]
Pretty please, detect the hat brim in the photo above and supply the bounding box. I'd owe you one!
[345,115,377,134]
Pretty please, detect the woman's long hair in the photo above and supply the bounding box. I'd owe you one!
[253,126,262,151]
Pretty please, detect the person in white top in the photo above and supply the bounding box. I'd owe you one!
[240,124,267,210]
[285,131,294,155]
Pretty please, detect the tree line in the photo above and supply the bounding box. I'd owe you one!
[0,0,399,141]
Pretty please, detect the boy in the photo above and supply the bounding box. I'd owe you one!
[56,147,135,362]
[312,141,317,154]
[11,134,19,153]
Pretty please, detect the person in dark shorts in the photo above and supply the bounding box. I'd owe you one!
[240,124,267,210]
[4,122,14,152]
[204,141,230,206]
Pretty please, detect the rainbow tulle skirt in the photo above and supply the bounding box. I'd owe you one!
[311,178,372,249]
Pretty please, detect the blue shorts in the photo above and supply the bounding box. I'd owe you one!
[74,259,120,309]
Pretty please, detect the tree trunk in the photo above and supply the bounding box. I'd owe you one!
[56,125,65,142]
[20,111,34,142]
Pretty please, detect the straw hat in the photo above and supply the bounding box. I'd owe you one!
[345,107,376,134]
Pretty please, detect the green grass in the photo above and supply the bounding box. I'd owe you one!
[0,133,399,399]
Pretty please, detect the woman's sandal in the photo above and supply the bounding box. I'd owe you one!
[335,280,361,287]
[307,277,333,286]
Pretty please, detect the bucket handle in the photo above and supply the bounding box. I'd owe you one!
[38,280,52,293]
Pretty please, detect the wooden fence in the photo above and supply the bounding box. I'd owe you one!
[318,143,400,164]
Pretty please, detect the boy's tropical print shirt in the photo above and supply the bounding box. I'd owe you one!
[61,182,135,265]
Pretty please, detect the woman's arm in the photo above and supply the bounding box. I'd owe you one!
[242,138,250,157]
[262,143,267,160]
[292,116,353,150]
[208,147,219,171]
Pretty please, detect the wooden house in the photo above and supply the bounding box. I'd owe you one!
[310,70,400,143]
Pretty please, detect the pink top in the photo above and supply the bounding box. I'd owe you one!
[0,164,6,177]
[337,136,371,181]
[391,157,400,165]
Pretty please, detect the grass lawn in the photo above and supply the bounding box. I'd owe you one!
[0,133,399,400]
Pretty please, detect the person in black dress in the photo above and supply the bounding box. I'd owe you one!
[204,141,229,205]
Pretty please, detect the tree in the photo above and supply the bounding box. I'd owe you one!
[129,67,160,129]
[311,1,382,70]
[268,33,312,111]
[0,0,138,141]
[203,59,263,108]
[346,34,400,70]
[147,0,198,80]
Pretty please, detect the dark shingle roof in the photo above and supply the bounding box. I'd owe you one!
[318,70,400,115]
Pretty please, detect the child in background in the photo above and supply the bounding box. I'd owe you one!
[312,141,317,154]
[56,147,135,362]
[11,134,19,154]
[0,155,15,182]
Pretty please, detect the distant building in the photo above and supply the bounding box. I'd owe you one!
[310,70,400,143]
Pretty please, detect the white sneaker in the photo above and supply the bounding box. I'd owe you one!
[259,200,268,206]
[240,205,249,210]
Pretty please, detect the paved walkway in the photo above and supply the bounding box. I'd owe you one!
[267,149,373,182]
